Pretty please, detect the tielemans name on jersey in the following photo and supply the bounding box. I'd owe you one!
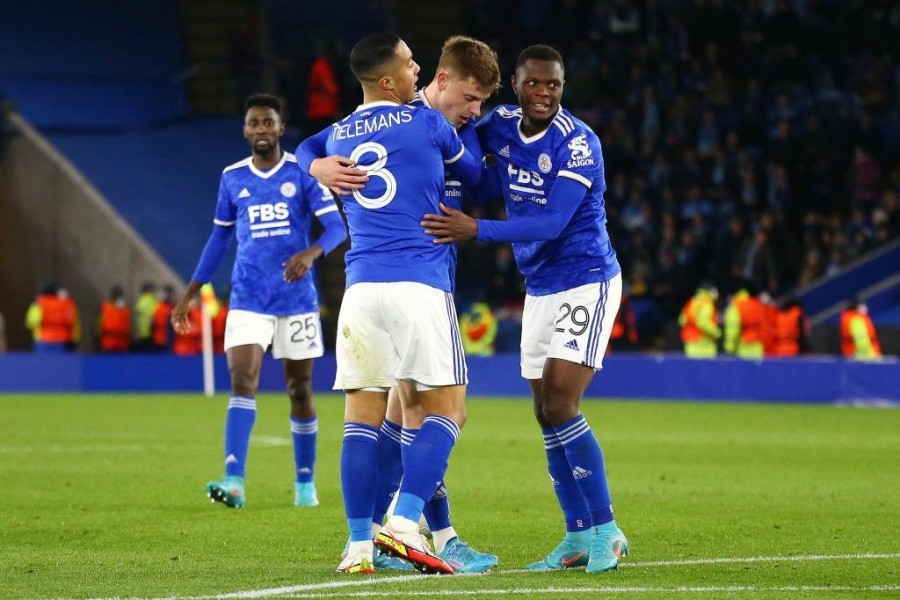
[332,110,414,141]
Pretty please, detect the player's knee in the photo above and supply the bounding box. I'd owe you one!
[230,370,259,397]
[540,398,578,427]
[287,378,314,415]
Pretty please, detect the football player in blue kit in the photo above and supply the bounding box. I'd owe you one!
[298,33,483,575]
[172,93,346,510]
[297,35,501,574]
[422,44,629,574]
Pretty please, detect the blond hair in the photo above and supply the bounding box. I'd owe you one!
[437,35,501,92]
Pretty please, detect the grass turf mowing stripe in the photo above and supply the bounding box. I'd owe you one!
[69,553,900,600]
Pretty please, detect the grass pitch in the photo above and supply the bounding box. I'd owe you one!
[3,393,899,599]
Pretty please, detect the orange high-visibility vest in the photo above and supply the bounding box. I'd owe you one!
[306,56,339,119]
[37,294,75,343]
[173,307,202,356]
[212,304,229,354]
[774,305,803,356]
[98,301,131,352]
[735,296,765,344]
[151,301,174,347]
[840,309,882,358]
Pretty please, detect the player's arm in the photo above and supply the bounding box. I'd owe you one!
[423,176,586,244]
[283,180,348,283]
[457,124,501,202]
[172,223,233,333]
[296,125,368,195]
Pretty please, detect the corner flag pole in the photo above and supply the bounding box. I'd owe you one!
[200,284,219,398]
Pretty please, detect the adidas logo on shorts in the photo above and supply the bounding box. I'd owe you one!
[564,339,579,351]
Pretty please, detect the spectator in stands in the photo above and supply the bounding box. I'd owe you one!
[132,281,159,352]
[25,283,78,354]
[840,298,882,361]
[678,283,721,358]
[305,40,342,136]
[609,290,639,352]
[733,226,778,297]
[455,0,900,350]
[96,285,131,353]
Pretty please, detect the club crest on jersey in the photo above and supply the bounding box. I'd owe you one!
[280,182,297,197]
[538,153,553,173]
[566,134,594,168]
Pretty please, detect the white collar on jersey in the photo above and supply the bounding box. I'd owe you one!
[353,100,404,113]
[247,150,291,179]
[416,88,433,108]
[517,105,565,144]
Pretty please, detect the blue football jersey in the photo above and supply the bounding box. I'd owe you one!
[408,90,483,290]
[214,152,338,314]
[324,101,467,292]
[476,105,620,295]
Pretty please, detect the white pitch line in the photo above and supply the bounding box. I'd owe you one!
[497,552,900,575]
[65,552,900,600]
[620,552,900,568]
[284,585,900,598]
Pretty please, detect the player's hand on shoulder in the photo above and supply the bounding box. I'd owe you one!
[421,202,478,244]
[310,156,368,196]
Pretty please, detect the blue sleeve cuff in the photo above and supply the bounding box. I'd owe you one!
[312,209,347,256]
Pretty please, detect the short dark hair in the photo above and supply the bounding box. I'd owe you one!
[516,44,564,71]
[244,93,283,116]
[350,33,401,82]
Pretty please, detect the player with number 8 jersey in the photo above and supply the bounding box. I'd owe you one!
[324,104,472,292]
[299,33,483,575]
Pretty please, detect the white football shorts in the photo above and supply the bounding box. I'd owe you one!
[225,309,324,360]
[333,282,467,391]
[520,273,622,379]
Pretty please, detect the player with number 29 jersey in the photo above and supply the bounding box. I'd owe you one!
[475,105,620,296]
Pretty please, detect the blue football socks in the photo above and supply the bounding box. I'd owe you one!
[341,422,379,542]
[555,414,614,526]
[543,427,592,532]
[373,419,403,525]
[394,415,460,523]
[224,396,257,478]
[290,416,317,483]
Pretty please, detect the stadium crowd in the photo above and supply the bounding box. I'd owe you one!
[455,0,900,347]
[13,1,900,355]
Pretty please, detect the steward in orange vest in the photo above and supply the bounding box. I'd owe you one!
[25,283,78,353]
[151,285,176,351]
[172,302,203,356]
[724,288,765,358]
[679,286,721,358]
[96,286,131,353]
[840,300,882,360]
[773,300,810,357]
